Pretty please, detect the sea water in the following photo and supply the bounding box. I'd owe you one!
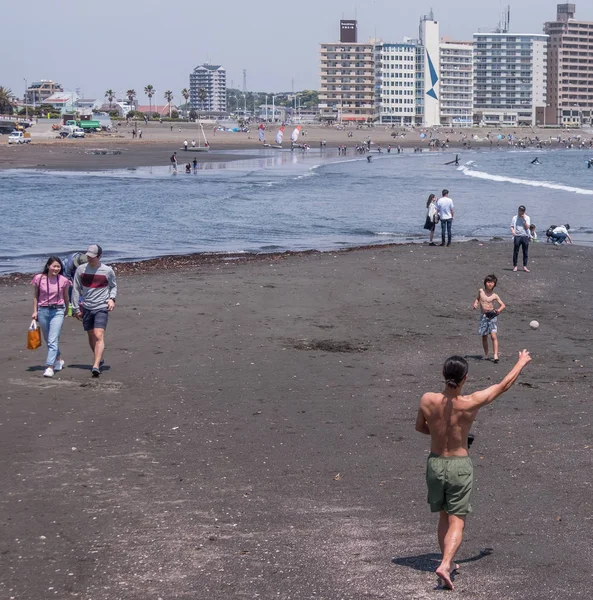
[1,148,592,274]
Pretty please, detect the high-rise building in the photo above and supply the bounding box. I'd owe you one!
[543,4,593,126]
[319,20,375,123]
[374,43,417,125]
[439,41,474,127]
[189,64,227,113]
[473,33,548,127]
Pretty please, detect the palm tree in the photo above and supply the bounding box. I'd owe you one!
[144,84,154,118]
[198,87,208,111]
[164,90,173,118]
[126,89,136,110]
[181,88,190,119]
[0,86,14,115]
[105,89,115,110]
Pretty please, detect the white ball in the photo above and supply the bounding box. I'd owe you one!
[529,320,539,330]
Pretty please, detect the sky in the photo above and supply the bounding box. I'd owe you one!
[3,0,592,102]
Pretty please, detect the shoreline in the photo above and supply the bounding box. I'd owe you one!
[1,123,591,171]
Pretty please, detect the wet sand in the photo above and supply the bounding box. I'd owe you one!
[1,241,592,599]
[1,122,591,170]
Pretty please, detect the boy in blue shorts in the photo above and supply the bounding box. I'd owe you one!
[472,274,506,363]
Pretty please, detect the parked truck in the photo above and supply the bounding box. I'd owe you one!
[8,130,31,144]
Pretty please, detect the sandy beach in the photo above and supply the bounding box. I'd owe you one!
[1,241,592,599]
[1,121,592,170]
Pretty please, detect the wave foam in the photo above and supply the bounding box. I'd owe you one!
[458,163,593,195]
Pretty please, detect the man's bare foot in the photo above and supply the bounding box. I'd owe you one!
[436,566,454,590]
[523,267,530,272]
[513,266,518,272]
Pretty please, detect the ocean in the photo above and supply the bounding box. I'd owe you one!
[1,148,592,274]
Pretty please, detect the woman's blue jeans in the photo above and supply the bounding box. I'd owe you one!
[37,307,65,366]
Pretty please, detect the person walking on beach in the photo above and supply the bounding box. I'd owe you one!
[192,157,198,173]
[170,152,177,172]
[71,245,117,377]
[436,189,454,246]
[31,257,71,378]
[424,193,439,245]
[415,350,531,590]
[510,205,531,272]
[473,274,506,362]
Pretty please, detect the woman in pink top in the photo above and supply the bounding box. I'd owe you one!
[31,256,71,377]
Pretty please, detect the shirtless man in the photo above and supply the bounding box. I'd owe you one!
[415,350,531,589]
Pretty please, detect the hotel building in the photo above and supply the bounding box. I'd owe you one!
[439,41,474,127]
[374,43,417,125]
[543,3,593,126]
[319,20,375,122]
[189,64,227,113]
[473,32,548,127]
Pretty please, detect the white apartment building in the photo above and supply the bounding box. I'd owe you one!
[374,43,417,125]
[473,33,548,127]
[439,41,473,127]
[189,64,227,113]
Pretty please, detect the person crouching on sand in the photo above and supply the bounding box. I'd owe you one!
[416,351,531,590]
[31,256,71,377]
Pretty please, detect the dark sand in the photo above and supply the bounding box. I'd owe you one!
[1,241,592,599]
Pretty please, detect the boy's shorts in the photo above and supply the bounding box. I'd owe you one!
[478,314,497,336]
[426,453,473,515]
[82,309,109,331]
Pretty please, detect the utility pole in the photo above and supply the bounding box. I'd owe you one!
[23,78,28,119]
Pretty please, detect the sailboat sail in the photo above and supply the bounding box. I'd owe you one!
[275,126,285,145]
[291,126,302,143]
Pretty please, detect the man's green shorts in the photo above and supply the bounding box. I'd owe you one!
[426,453,473,515]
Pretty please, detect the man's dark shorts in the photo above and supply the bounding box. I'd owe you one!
[82,309,109,332]
[426,453,473,515]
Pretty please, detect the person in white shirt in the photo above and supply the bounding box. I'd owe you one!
[510,205,531,272]
[435,189,454,246]
[550,224,572,245]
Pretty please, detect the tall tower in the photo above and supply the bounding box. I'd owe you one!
[420,13,440,126]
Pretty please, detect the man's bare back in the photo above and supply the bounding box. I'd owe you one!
[417,392,479,456]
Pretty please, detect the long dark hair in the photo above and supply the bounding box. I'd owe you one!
[42,256,64,276]
[426,193,436,208]
[442,356,468,389]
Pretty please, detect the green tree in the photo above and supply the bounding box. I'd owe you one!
[126,89,136,109]
[181,88,190,119]
[164,90,173,118]
[144,84,154,118]
[198,87,208,110]
[0,86,14,114]
[105,89,115,109]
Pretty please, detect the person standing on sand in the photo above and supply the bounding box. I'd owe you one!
[435,189,454,246]
[416,350,531,590]
[424,193,439,245]
[31,257,71,378]
[170,152,177,172]
[72,245,117,377]
[510,205,531,272]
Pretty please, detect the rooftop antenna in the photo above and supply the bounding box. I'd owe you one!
[495,5,511,33]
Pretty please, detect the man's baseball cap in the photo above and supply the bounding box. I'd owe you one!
[86,244,102,258]
[518,205,526,211]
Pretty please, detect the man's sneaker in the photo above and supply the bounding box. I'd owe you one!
[54,359,65,372]
[43,367,54,378]
[91,367,101,378]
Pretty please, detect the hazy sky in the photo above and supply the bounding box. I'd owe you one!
[4,0,592,102]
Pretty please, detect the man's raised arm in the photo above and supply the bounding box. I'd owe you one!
[469,350,531,409]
